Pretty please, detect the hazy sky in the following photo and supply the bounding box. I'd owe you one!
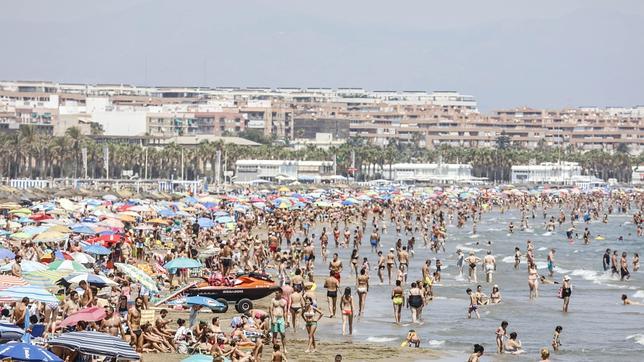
[1,0,643,111]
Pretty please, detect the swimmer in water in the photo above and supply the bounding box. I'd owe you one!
[621,294,643,305]
[551,325,562,351]
[468,344,484,362]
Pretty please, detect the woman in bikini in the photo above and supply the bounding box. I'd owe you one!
[528,262,539,300]
[340,287,355,335]
[289,288,303,333]
[356,268,369,317]
[392,280,405,324]
[300,296,323,353]
[407,282,424,324]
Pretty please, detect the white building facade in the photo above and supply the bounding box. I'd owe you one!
[511,162,582,185]
[632,166,644,185]
[377,163,480,183]
[234,160,335,183]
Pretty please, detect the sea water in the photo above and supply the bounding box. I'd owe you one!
[307,209,643,361]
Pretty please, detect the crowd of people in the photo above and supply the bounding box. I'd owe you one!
[0,186,641,361]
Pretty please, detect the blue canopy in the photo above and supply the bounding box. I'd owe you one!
[185,296,227,311]
[158,209,176,217]
[164,257,202,270]
[0,248,15,259]
[0,342,62,361]
[83,244,112,255]
[0,323,24,342]
[71,225,95,235]
[215,216,234,224]
[48,331,139,360]
[197,218,214,228]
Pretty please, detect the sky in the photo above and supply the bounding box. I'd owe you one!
[1,0,643,111]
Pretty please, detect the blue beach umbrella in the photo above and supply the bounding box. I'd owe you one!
[83,244,112,255]
[215,216,233,224]
[197,218,214,228]
[185,296,227,311]
[0,342,62,361]
[0,323,24,342]
[0,248,15,259]
[164,257,202,270]
[72,225,96,235]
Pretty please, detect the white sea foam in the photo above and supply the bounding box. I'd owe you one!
[626,334,644,346]
[553,266,570,274]
[570,269,615,284]
[427,340,445,347]
[366,336,398,343]
[632,290,644,299]
[538,247,547,251]
[542,232,552,236]
[457,245,483,253]
[469,234,480,239]
[502,256,515,264]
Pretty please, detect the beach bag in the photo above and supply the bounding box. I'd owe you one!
[557,287,563,299]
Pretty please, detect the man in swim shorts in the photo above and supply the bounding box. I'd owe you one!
[269,289,287,353]
[323,271,340,318]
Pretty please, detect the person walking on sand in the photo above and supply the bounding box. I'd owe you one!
[323,271,340,318]
[356,268,369,317]
[301,296,323,353]
[269,289,288,354]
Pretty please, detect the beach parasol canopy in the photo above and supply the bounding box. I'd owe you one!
[0,323,25,342]
[181,355,213,362]
[61,273,116,287]
[0,260,47,273]
[71,252,96,264]
[146,218,169,225]
[33,230,68,243]
[71,225,96,235]
[22,270,70,288]
[114,263,159,292]
[0,285,59,304]
[185,296,227,312]
[0,342,62,361]
[47,259,88,273]
[164,257,202,270]
[48,331,140,360]
[0,275,29,290]
[197,217,214,228]
[60,306,106,328]
[83,244,112,255]
[0,248,15,259]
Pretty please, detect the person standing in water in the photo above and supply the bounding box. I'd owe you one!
[528,261,539,300]
[468,344,484,362]
[496,321,508,353]
[456,249,465,276]
[466,288,480,319]
[551,325,563,351]
[465,252,480,283]
[561,275,571,312]
[340,287,354,335]
[356,268,369,317]
[407,282,424,324]
[377,251,385,284]
[483,251,496,283]
[547,249,556,277]
[514,247,522,270]
[391,280,405,324]
[603,249,611,271]
[620,252,630,281]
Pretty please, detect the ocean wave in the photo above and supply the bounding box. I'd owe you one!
[502,256,515,264]
[542,232,553,236]
[570,269,615,284]
[366,336,398,343]
[456,244,483,253]
[538,247,547,251]
[626,334,644,345]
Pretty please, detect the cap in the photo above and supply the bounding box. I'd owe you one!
[563,275,570,281]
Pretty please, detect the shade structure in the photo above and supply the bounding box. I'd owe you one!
[185,296,227,311]
[0,275,29,290]
[0,260,47,273]
[215,216,233,224]
[60,306,106,327]
[48,331,140,360]
[98,217,124,229]
[0,285,58,304]
[71,225,96,235]
[164,257,202,270]
[71,252,95,264]
[146,218,169,225]
[33,230,68,243]
[61,273,117,287]
[181,354,212,362]
[197,217,214,228]
[0,248,16,259]
[22,270,69,287]
[47,259,88,272]
[114,263,159,292]
[0,342,62,361]
[0,323,25,341]
[83,244,112,255]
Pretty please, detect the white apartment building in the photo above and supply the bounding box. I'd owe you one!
[234,160,335,183]
[511,162,582,185]
[632,166,644,186]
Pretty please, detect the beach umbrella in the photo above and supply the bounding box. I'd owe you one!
[185,296,227,312]
[8,208,32,215]
[215,216,233,224]
[83,244,112,255]
[71,225,96,235]
[0,323,25,342]
[71,252,96,264]
[213,211,228,217]
[46,225,71,233]
[98,218,124,229]
[197,217,214,228]
[33,230,68,243]
[29,212,52,222]
[164,257,202,270]
[146,218,169,225]
[0,285,58,304]
[0,248,15,259]
[47,260,88,273]
[0,275,29,290]
[9,232,32,241]
[114,263,159,292]
[61,273,116,287]
[60,306,106,327]
[0,260,47,273]
[158,209,176,218]
[22,270,70,288]
[0,203,21,210]
[48,331,140,360]
[0,342,62,361]
[0,230,11,237]
[102,194,118,202]
[54,251,74,261]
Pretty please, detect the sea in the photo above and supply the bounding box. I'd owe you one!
[306,209,643,361]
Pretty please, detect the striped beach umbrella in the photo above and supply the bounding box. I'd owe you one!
[47,260,88,273]
[0,285,59,304]
[0,260,47,273]
[23,270,70,288]
[114,263,159,292]
[0,276,29,290]
[0,323,25,342]
[62,273,117,287]
[48,331,140,360]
